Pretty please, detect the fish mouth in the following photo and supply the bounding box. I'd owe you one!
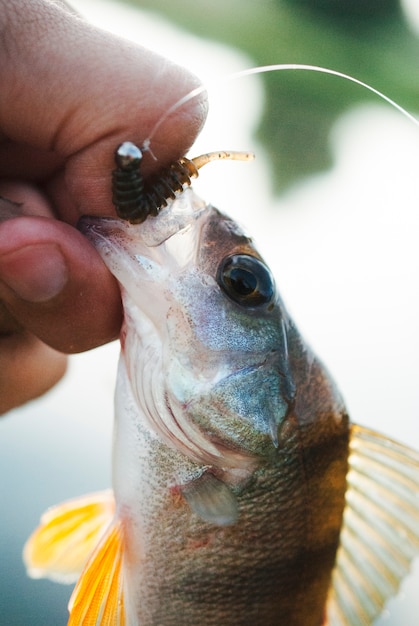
[78,215,113,233]
[78,188,208,249]
[78,215,124,255]
[78,195,212,305]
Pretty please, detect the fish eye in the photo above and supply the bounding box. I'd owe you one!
[216,254,275,307]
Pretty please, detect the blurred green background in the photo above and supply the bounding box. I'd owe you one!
[127,0,419,192]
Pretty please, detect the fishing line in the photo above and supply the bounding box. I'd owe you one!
[143,63,419,154]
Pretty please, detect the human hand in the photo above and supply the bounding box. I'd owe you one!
[0,0,207,414]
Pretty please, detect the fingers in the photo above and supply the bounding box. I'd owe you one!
[0,181,55,220]
[0,183,119,414]
[0,216,122,353]
[0,278,67,416]
[0,0,208,412]
[0,0,208,219]
[0,329,67,415]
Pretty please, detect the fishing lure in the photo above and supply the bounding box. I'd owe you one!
[112,141,254,224]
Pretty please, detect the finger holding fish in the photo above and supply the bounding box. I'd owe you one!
[0,0,208,414]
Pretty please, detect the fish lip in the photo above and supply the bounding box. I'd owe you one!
[78,215,100,232]
[77,215,133,256]
[77,215,120,236]
[78,190,209,249]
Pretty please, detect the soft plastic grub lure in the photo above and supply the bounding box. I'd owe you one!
[112,141,254,224]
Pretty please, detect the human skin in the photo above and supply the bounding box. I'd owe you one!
[0,0,207,414]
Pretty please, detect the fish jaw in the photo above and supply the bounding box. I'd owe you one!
[80,191,297,469]
[79,188,208,327]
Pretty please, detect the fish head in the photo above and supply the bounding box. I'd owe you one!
[80,189,298,469]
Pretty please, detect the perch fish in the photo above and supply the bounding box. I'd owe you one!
[24,144,419,626]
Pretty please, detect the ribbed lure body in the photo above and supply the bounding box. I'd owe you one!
[111,141,253,224]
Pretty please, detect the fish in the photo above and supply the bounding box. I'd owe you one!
[23,146,419,626]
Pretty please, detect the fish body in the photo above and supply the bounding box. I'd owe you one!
[24,188,419,625]
[88,188,348,624]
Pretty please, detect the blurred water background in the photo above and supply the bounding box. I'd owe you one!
[1,0,419,623]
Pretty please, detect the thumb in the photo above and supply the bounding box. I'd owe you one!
[0,0,207,221]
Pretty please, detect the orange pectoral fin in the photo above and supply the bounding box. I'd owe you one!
[23,490,115,583]
[68,519,125,626]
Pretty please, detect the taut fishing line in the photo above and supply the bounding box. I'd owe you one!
[142,63,419,157]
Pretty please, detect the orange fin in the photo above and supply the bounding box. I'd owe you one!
[23,490,115,583]
[68,516,125,626]
[326,425,419,625]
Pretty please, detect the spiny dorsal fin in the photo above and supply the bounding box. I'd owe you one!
[68,519,125,625]
[326,424,419,625]
[23,490,115,583]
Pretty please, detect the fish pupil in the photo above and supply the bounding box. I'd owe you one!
[229,268,257,295]
[217,254,275,306]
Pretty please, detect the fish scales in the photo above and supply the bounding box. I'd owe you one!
[119,401,347,625]
[23,155,419,626]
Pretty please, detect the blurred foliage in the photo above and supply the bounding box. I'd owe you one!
[125,0,419,192]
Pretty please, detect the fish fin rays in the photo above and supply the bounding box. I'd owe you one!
[68,517,125,626]
[181,472,238,526]
[326,424,419,625]
[23,490,115,583]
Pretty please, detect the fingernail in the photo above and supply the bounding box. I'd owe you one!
[0,243,69,303]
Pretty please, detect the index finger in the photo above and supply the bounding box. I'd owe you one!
[0,0,208,221]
